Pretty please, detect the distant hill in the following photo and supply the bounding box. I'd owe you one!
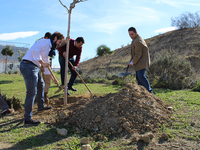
[79,27,200,78]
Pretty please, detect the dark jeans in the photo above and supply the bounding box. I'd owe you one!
[59,56,78,87]
[136,69,152,93]
[20,61,45,121]
[0,93,9,112]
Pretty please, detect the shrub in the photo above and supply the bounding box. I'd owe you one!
[96,44,113,56]
[8,70,13,74]
[171,11,200,29]
[147,49,197,89]
[192,81,200,92]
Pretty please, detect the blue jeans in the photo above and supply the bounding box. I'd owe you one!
[136,69,152,93]
[20,61,45,121]
[59,56,78,87]
[0,93,9,112]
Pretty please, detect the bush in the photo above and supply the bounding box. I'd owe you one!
[147,49,197,89]
[171,11,200,29]
[96,44,113,56]
[192,81,200,92]
[8,70,13,74]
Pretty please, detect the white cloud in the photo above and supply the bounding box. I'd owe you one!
[0,31,39,40]
[79,6,163,34]
[156,0,200,7]
[154,27,177,34]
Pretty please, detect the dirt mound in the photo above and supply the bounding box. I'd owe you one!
[62,83,172,136]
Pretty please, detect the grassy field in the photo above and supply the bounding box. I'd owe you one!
[0,73,200,149]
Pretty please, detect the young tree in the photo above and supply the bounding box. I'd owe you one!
[1,45,14,73]
[96,44,112,56]
[17,50,26,62]
[59,0,87,105]
[96,45,113,78]
[171,11,200,29]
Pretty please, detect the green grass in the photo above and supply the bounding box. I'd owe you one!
[1,74,200,149]
[0,73,123,102]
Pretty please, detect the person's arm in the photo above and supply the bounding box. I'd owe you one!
[132,42,143,65]
[74,48,82,67]
[50,75,59,84]
[39,60,50,68]
[56,37,70,48]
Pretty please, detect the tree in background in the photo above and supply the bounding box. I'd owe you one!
[96,44,113,78]
[1,45,14,73]
[96,44,112,57]
[171,11,200,29]
[17,50,26,62]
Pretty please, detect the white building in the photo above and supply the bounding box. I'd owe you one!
[0,41,29,73]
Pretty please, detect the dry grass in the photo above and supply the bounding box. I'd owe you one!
[79,27,200,78]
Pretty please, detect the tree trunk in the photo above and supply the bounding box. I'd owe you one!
[64,11,72,105]
[5,56,7,73]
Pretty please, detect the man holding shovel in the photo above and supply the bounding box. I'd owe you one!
[20,32,64,125]
[57,37,84,95]
[128,27,153,93]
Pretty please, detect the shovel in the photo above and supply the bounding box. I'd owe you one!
[55,60,93,97]
[47,66,62,91]
[118,65,132,76]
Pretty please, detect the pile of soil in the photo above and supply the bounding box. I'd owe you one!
[58,83,172,136]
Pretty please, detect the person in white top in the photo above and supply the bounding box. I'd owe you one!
[37,32,54,104]
[20,31,64,125]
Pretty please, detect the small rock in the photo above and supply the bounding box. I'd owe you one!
[56,128,67,136]
[140,133,154,143]
[131,136,139,142]
[81,138,90,144]
[135,117,144,124]
[81,144,92,150]
[122,121,130,129]
[160,133,171,140]
[118,128,123,133]
[167,106,173,111]
[140,135,150,143]
[95,115,102,123]
[59,111,68,119]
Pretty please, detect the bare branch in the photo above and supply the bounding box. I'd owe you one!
[58,0,69,11]
[70,0,88,9]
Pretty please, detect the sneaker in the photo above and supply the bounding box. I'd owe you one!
[38,106,52,111]
[24,119,40,125]
[1,109,14,116]
[68,87,77,91]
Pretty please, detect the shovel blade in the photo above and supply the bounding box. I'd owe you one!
[118,72,132,77]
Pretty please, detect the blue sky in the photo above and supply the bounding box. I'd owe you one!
[0,0,200,67]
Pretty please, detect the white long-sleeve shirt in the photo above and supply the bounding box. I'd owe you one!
[22,39,52,74]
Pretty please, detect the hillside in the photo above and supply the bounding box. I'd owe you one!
[79,27,200,78]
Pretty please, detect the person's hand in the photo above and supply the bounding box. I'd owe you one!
[66,36,70,41]
[128,61,133,67]
[63,52,66,58]
[72,66,76,71]
[53,79,59,85]
[39,60,50,68]
[42,62,50,68]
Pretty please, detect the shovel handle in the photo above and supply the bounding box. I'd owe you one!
[125,65,129,73]
[68,60,93,96]
[47,66,62,89]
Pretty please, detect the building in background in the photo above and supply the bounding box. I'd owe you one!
[0,41,29,73]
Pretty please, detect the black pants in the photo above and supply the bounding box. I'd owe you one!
[59,56,78,87]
